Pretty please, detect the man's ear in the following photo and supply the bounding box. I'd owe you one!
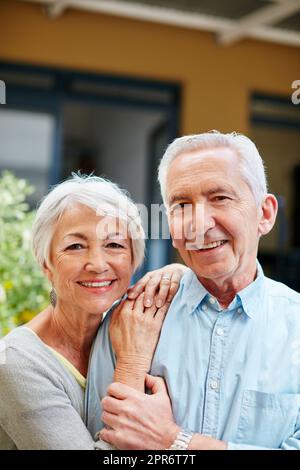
[258,194,278,236]
[43,261,54,284]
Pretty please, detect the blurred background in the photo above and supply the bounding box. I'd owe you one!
[0,0,300,313]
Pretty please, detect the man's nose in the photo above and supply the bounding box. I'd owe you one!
[193,203,216,234]
[187,204,216,243]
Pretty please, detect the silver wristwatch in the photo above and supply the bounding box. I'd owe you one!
[167,429,194,450]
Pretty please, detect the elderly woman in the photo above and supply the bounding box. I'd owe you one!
[0,174,186,450]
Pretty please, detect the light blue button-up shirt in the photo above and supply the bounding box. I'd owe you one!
[84,263,300,450]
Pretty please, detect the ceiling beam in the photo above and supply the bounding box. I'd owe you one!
[218,0,300,46]
[18,0,300,48]
[44,0,68,19]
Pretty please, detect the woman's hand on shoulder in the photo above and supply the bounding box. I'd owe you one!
[127,263,188,308]
[110,293,169,366]
[109,263,188,391]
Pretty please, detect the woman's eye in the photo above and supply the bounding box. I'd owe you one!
[67,243,84,250]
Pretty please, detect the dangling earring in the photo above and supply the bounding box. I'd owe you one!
[50,287,57,307]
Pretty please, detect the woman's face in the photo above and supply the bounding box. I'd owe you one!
[45,204,134,316]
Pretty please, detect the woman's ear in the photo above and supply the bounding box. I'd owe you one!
[258,194,278,236]
[43,261,54,284]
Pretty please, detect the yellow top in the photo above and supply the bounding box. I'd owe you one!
[47,346,87,390]
[23,327,86,389]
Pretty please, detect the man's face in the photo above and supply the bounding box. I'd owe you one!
[166,146,266,285]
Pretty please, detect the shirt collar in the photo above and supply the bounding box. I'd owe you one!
[182,260,265,318]
[237,261,265,319]
[181,269,209,314]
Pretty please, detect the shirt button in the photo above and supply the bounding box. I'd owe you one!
[209,297,216,304]
[237,307,243,314]
[210,380,219,390]
[202,304,208,311]
[216,328,224,336]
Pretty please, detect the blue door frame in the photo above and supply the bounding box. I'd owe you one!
[0,61,181,275]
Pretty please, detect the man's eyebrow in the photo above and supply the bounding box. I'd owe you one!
[168,193,192,206]
[205,185,238,196]
[168,186,237,205]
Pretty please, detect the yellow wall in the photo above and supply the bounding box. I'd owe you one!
[1,0,300,135]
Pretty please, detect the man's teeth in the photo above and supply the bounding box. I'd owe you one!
[200,240,226,250]
[79,281,112,287]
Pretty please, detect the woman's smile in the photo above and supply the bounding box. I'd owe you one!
[77,278,117,294]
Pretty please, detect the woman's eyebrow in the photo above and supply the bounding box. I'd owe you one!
[63,233,88,240]
[104,232,128,240]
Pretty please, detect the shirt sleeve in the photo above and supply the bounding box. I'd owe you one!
[0,345,95,450]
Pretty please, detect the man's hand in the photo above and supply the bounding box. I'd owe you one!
[100,375,179,450]
[99,374,228,450]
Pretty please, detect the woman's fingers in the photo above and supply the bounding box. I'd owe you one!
[133,293,159,317]
[128,271,167,307]
[127,274,152,300]
[154,276,171,308]
[132,292,145,315]
[166,270,182,302]
[142,272,163,307]
[153,303,169,323]
[127,263,186,308]
[110,298,134,329]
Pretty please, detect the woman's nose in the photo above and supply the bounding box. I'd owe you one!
[85,248,109,273]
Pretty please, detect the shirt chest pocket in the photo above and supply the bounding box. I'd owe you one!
[235,390,300,448]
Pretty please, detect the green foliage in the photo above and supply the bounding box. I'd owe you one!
[0,171,49,336]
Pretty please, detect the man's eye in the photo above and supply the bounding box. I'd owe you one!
[171,202,190,212]
[106,242,124,249]
[214,196,230,202]
[67,243,84,250]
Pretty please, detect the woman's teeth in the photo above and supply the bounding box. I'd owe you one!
[79,281,112,288]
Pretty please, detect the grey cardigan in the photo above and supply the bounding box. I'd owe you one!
[0,327,96,449]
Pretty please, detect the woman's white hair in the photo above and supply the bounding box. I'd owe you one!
[32,173,145,272]
[158,131,268,207]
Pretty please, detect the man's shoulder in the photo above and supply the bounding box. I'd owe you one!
[173,268,198,299]
[265,276,300,300]
[264,276,300,308]
[180,268,197,286]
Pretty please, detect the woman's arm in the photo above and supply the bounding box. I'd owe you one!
[110,263,188,392]
[110,294,169,391]
[0,345,95,450]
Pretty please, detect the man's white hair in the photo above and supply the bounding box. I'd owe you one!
[32,174,145,272]
[158,131,268,207]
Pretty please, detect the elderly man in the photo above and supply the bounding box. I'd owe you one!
[85,131,300,450]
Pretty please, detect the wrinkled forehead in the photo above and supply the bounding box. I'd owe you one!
[166,147,242,202]
[53,204,131,241]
